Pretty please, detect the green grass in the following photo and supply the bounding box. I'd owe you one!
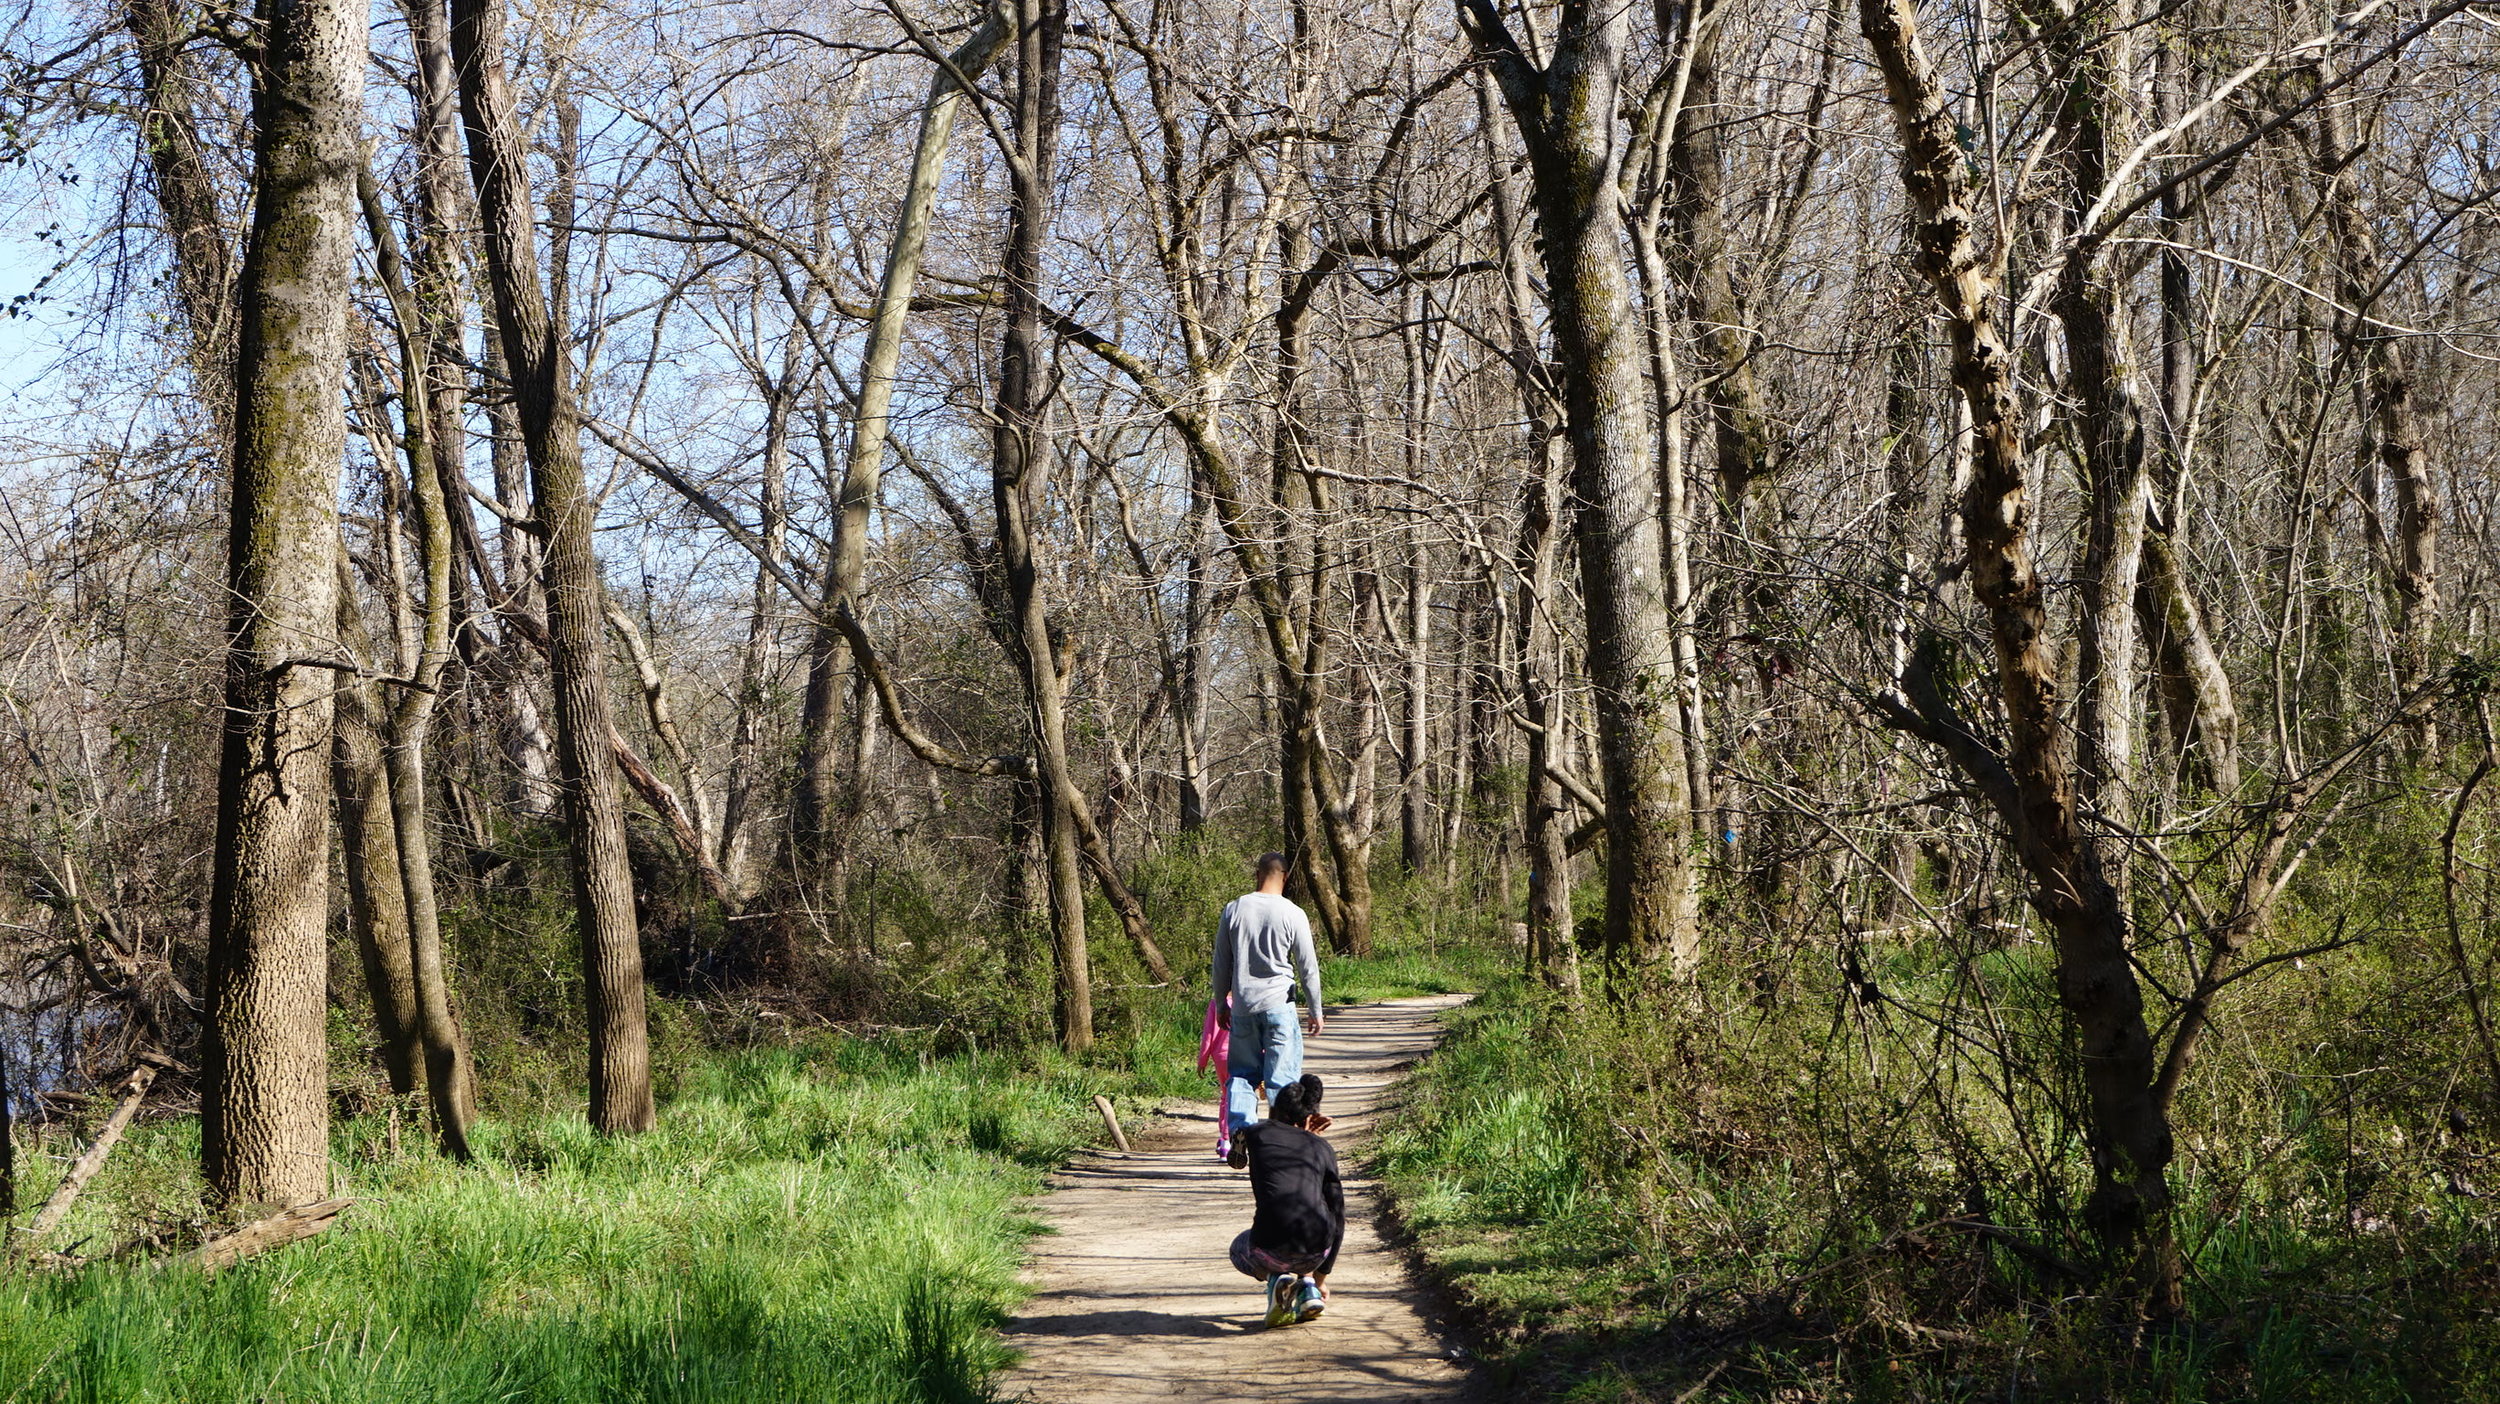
[0,901,1498,1404]
[1377,973,2500,1402]
[0,818,1504,1404]
[0,1035,1131,1403]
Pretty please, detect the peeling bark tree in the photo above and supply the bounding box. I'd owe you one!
[202,0,372,1208]
[1859,0,2177,1310]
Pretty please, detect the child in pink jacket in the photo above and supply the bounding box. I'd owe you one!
[1197,998,1232,1160]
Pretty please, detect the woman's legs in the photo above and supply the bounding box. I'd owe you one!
[1228,1229,1272,1281]
[1228,1229,1327,1282]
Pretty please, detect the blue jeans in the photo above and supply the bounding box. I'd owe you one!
[1225,1001,1304,1137]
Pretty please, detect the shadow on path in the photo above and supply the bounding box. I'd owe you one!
[998,994,1480,1403]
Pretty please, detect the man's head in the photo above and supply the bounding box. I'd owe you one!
[1253,851,1290,894]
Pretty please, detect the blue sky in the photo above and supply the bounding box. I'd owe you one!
[0,108,115,446]
[0,245,79,406]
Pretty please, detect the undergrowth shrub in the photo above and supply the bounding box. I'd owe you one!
[1382,919,2500,1402]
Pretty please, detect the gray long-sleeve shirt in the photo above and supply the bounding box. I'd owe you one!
[1211,892,1323,1020]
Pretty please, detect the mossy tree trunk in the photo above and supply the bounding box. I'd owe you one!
[202,0,372,1210]
[1459,0,1701,974]
[130,0,430,1096]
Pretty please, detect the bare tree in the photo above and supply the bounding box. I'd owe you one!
[1460,0,1701,972]
[1858,0,2175,1307]
[448,0,653,1135]
[200,0,373,1208]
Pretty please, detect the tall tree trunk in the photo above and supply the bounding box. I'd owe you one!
[1518,439,1579,993]
[1400,548,1435,875]
[1624,102,1716,838]
[2313,59,2437,744]
[1861,0,2176,1309]
[2048,14,2153,841]
[794,2,1013,878]
[331,577,422,1095]
[1463,568,1509,898]
[356,151,479,1157]
[449,0,654,1135]
[2140,535,2240,794]
[474,303,562,815]
[1266,225,1367,951]
[1878,332,1930,924]
[2134,28,2240,799]
[1005,777,1047,929]
[1271,234,1376,955]
[1661,0,1774,544]
[1394,290,1438,878]
[1346,581,1384,851]
[1462,0,1701,973]
[993,0,1091,1051]
[1175,501,1218,833]
[718,358,796,897]
[1659,0,1772,883]
[202,0,371,1208]
[130,0,434,1106]
[1482,69,1581,987]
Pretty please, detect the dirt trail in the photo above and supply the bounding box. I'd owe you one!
[1001,994,1479,1402]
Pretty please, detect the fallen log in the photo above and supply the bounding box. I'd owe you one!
[180,1198,357,1272]
[18,1060,163,1249]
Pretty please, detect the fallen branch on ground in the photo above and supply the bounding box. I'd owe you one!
[179,1198,358,1272]
[16,1057,169,1253]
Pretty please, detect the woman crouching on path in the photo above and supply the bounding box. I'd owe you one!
[1228,1074,1341,1327]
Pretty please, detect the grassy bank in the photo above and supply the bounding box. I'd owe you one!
[0,913,1495,1403]
[1377,975,2500,1402]
[1,1031,1156,1403]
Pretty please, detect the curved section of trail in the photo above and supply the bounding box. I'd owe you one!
[1002,994,1479,1403]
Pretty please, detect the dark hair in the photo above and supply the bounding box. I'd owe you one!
[1270,1074,1325,1124]
[1254,851,1291,884]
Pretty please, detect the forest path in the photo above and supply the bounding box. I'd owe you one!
[1000,994,1480,1403]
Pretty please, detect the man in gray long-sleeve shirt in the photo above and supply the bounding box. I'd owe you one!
[1213,852,1325,1140]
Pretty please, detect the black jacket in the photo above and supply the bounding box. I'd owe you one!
[1239,1120,1345,1270]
